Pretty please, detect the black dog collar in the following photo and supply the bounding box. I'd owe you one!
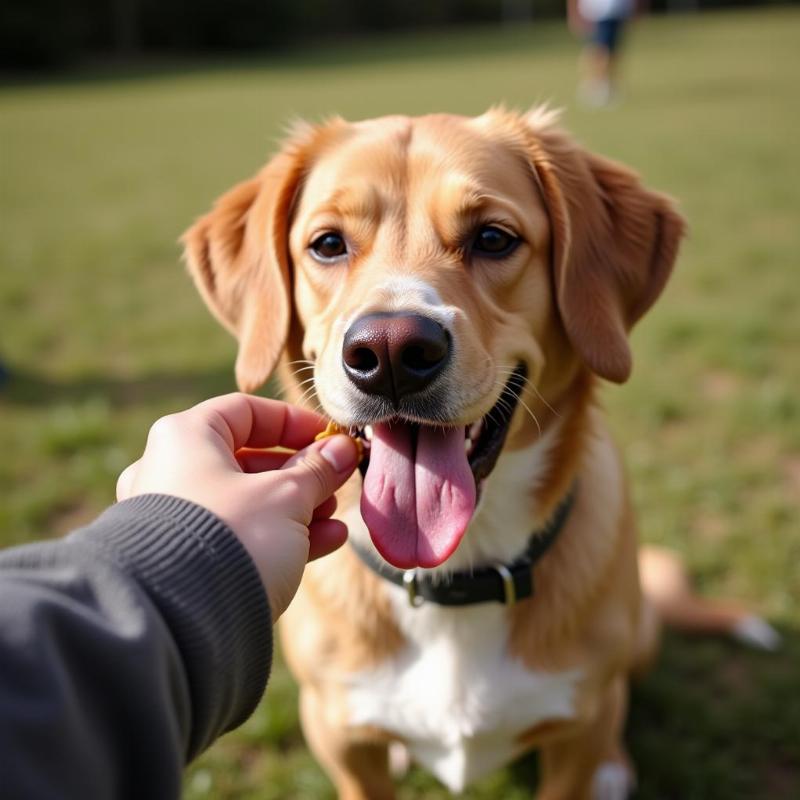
[349,486,576,608]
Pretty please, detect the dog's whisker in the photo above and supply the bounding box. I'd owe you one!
[495,364,560,421]
[296,384,317,403]
[296,383,320,411]
[494,401,517,428]
[310,398,324,416]
[522,378,560,420]
[485,403,508,430]
[515,395,543,438]
[288,366,317,383]
[478,366,555,437]
[500,381,543,438]
[288,379,318,405]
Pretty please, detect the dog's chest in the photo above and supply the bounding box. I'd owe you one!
[346,595,581,792]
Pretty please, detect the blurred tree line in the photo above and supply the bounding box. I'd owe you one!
[0,0,786,69]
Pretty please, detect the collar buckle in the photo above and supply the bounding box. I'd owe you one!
[403,569,424,607]
[492,563,517,605]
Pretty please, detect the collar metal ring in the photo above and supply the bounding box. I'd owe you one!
[403,569,424,607]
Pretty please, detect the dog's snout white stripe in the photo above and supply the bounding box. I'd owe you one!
[380,276,445,308]
[342,276,457,332]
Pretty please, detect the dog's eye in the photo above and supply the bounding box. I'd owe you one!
[310,232,348,262]
[472,226,519,258]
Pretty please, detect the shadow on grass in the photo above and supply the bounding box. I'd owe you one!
[626,629,799,800]
[0,363,242,408]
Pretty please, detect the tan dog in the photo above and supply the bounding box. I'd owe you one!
[183,108,778,799]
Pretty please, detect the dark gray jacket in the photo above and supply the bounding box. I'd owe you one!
[0,494,272,800]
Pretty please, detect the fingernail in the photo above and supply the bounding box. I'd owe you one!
[319,435,358,473]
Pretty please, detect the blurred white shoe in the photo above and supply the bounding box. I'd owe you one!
[578,79,616,108]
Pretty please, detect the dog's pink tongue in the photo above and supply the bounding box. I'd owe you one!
[361,422,476,569]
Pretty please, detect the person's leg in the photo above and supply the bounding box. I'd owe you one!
[579,18,624,107]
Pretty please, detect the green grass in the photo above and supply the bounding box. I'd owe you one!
[2,7,799,798]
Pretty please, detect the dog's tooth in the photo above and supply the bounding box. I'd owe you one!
[469,420,483,441]
[464,438,471,453]
[364,425,373,441]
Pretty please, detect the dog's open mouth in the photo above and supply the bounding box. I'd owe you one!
[352,364,527,569]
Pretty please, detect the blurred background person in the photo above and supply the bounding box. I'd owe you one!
[569,0,639,107]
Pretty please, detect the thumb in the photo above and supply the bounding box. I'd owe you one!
[279,434,359,511]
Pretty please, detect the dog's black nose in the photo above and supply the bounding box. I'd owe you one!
[342,312,451,403]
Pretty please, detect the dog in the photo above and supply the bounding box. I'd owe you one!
[182,108,779,799]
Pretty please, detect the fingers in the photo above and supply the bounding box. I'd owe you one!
[236,447,293,473]
[192,393,328,452]
[279,435,359,511]
[307,518,348,561]
[312,495,337,521]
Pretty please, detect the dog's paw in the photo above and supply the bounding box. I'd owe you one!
[591,761,634,800]
[732,615,782,651]
[389,741,411,778]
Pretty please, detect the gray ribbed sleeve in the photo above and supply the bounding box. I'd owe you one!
[0,495,272,800]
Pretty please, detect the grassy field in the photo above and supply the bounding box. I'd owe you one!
[1,7,799,798]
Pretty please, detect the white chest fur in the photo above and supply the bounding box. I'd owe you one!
[346,596,581,791]
[344,424,582,792]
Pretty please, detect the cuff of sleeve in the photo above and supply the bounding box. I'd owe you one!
[70,494,272,760]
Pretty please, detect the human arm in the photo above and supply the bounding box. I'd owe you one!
[0,394,358,799]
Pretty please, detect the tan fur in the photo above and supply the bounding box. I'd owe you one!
[183,109,763,799]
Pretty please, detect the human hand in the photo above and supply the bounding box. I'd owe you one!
[116,393,359,621]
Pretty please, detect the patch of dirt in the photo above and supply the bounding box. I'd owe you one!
[701,370,741,401]
[735,434,780,467]
[782,455,800,496]
[691,511,729,543]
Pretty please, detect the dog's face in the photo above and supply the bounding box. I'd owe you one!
[290,114,551,426]
[183,109,684,570]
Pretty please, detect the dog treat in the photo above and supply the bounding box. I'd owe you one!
[315,420,364,462]
[314,420,345,441]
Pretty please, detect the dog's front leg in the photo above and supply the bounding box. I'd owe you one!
[536,677,634,800]
[299,688,396,800]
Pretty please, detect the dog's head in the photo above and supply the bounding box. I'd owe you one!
[183,108,684,569]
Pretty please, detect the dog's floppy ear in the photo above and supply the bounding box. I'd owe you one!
[527,113,686,383]
[182,146,307,393]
